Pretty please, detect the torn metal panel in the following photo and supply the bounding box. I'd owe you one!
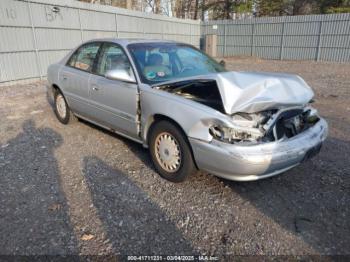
[155,71,314,115]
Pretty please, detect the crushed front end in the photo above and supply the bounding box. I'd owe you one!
[154,71,328,181]
[190,106,328,181]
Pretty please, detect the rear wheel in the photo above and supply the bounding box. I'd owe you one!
[54,89,76,124]
[149,120,197,182]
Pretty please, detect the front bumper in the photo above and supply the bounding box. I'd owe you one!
[189,118,328,181]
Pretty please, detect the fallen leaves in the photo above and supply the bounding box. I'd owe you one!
[1,143,9,149]
[81,234,94,241]
[48,203,62,212]
[30,110,44,115]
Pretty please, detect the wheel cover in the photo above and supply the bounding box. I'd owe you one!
[56,94,67,119]
[154,132,181,173]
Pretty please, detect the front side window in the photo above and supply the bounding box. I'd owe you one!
[128,43,226,85]
[94,43,134,79]
[67,42,100,72]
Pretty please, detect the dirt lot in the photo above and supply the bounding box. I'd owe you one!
[0,58,349,256]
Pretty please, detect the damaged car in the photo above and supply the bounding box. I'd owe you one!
[47,39,328,182]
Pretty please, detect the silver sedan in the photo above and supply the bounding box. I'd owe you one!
[47,39,328,182]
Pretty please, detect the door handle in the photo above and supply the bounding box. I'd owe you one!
[62,74,68,81]
[92,86,99,91]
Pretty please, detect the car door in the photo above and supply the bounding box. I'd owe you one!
[88,42,139,139]
[59,42,101,117]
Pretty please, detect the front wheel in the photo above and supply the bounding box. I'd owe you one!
[148,120,197,182]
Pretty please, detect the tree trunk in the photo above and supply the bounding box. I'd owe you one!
[186,0,193,19]
[201,0,206,20]
[181,0,186,18]
[154,0,161,14]
[225,0,230,19]
[125,0,132,9]
[194,0,199,19]
[293,0,315,15]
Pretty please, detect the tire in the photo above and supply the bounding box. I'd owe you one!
[53,89,76,125]
[148,120,197,182]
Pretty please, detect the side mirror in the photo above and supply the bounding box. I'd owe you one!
[219,60,226,67]
[105,69,136,83]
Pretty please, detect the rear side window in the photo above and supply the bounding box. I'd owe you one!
[67,43,100,72]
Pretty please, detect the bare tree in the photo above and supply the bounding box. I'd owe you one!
[78,0,199,17]
[194,0,200,19]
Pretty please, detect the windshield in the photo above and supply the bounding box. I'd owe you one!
[127,43,226,85]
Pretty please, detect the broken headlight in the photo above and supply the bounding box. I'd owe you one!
[209,125,261,143]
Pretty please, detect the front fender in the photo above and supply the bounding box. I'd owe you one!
[140,88,228,145]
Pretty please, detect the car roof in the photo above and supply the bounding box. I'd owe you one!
[83,38,183,47]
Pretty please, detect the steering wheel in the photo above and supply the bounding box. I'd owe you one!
[180,65,195,73]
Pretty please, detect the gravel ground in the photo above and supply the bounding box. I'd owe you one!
[0,58,349,256]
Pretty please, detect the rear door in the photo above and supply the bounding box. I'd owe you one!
[88,42,139,139]
[59,42,101,117]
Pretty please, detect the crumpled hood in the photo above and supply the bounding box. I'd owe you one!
[214,71,314,114]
